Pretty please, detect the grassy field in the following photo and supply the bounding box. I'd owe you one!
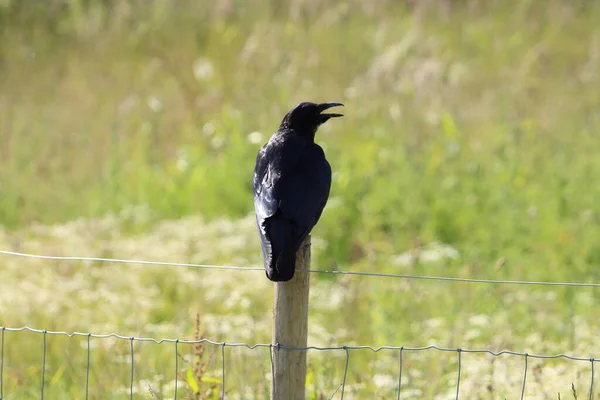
[1,0,600,398]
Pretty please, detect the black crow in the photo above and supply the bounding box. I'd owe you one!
[253,102,344,282]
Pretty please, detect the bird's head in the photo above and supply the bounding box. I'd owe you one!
[280,102,344,138]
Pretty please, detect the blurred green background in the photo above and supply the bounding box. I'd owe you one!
[1,0,600,398]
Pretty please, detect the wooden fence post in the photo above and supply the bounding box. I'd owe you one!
[271,235,311,400]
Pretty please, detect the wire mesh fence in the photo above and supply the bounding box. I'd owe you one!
[1,250,599,399]
[0,326,597,400]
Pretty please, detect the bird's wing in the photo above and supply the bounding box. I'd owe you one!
[253,143,282,271]
[253,143,281,226]
[253,136,308,225]
[278,144,332,238]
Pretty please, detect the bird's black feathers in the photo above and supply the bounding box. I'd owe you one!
[253,102,343,282]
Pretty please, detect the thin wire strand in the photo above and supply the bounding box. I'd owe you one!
[1,327,5,400]
[341,347,349,400]
[130,337,134,400]
[269,344,275,396]
[1,326,597,363]
[521,353,528,400]
[85,334,91,400]
[221,343,226,400]
[589,359,595,400]
[0,250,261,272]
[174,340,179,400]
[41,330,47,400]
[327,383,342,400]
[397,347,403,400]
[456,349,462,400]
[488,357,495,395]
[3,249,600,288]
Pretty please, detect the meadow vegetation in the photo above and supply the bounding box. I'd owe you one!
[1,0,600,398]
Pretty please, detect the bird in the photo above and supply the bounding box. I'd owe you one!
[253,101,343,282]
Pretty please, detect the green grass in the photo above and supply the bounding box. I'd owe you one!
[1,0,600,398]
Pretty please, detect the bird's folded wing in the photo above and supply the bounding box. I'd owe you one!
[253,148,280,229]
[278,146,332,231]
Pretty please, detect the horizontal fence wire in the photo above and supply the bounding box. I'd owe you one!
[2,249,600,288]
[0,325,597,361]
[0,326,597,400]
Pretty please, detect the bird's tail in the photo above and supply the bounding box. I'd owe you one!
[265,218,297,282]
[270,247,297,282]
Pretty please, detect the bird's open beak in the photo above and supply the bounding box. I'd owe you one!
[317,102,344,119]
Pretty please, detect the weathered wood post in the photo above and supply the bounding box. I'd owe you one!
[271,235,311,400]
